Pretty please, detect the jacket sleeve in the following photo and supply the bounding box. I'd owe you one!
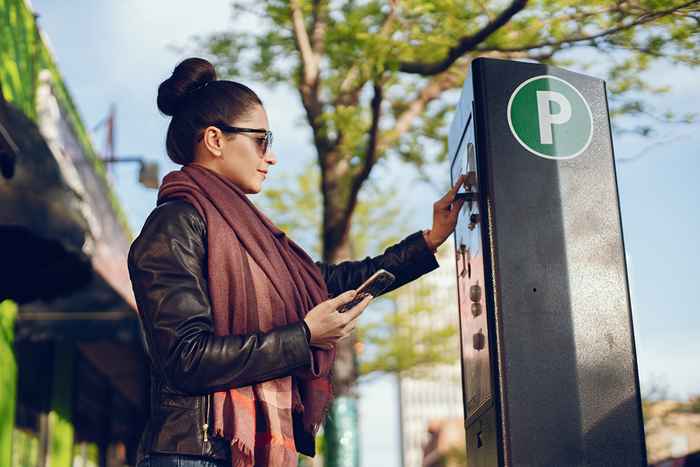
[128,201,313,395]
[314,230,441,298]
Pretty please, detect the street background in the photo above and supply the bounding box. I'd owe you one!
[29,1,700,465]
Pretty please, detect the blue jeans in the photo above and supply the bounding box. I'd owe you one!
[137,453,230,467]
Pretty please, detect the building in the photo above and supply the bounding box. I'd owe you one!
[645,399,700,464]
[395,241,466,467]
[421,419,467,467]
[0,1,147,465]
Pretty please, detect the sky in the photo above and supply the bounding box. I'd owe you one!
[28,0,699,465]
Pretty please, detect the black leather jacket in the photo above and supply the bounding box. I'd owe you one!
[127,200,440,463]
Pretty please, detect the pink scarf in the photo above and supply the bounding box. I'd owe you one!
[157,164,335,466]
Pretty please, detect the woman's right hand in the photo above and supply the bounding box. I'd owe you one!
[303,290,373,350]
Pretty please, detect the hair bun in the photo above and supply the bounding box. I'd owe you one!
[157,57,217,116]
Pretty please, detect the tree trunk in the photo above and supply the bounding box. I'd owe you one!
[320,152,362,467]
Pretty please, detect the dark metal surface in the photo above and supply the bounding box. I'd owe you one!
[450,57,646,466]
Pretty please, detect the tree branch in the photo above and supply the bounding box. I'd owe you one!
[336,0,398,104]
[290,0,319,84]
[290,0,336,155]
[398,0,528,75]
[310,0,327,58]
[477,0,700,54]
[333,83,385,230]
[377,68,463,153]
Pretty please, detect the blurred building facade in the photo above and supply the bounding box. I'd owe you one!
[395,242,466,467]
[421,419,467,467]
[0,1,147,465]
[645,399,700,464]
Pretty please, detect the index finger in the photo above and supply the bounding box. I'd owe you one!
[343,294,373,320]
[451,174,467,193]
[330,290,358,306]
[439,174,467,203]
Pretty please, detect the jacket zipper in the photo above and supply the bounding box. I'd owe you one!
[202,393,210,444]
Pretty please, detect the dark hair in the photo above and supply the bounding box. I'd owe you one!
[156,57,263,165]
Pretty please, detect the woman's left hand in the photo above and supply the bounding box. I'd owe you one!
[426,174,467,250]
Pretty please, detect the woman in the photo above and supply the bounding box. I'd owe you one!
[128,57,466,467]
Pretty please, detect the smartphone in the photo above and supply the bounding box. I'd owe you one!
[337,269,396,313]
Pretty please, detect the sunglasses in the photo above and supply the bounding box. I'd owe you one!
[198,122,273,156]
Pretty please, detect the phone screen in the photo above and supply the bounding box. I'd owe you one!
[337,269,396,313]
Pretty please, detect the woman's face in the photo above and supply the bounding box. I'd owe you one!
[193,104,277,194]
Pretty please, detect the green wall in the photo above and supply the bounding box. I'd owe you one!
[48,342,75,467]
[0,300,18,467]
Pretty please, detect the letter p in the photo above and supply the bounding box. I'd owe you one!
[536,91,572,145]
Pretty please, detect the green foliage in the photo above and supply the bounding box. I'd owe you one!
[257,156,412,260]
[194,0,699,181]
[348,172,409,258]
[437,445,468,467]
[669,394,700,413]
[0,300,17,467]
[257,159,323,257]
[686,395,700,413]
[11,428,38,467]
[357,273,460,378]
[48,343,75,467]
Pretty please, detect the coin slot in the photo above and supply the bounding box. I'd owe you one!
[470,283,481,302]
[473,330,485,350]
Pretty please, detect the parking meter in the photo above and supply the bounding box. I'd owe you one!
[448,58,647,466]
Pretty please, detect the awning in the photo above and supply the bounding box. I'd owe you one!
[1,69,136,306]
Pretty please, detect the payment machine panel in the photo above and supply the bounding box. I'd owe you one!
[450,109,493,426]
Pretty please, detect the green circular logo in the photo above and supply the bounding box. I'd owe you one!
[507,75,593,160]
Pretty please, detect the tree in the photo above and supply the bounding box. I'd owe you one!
[195,0,700,463]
